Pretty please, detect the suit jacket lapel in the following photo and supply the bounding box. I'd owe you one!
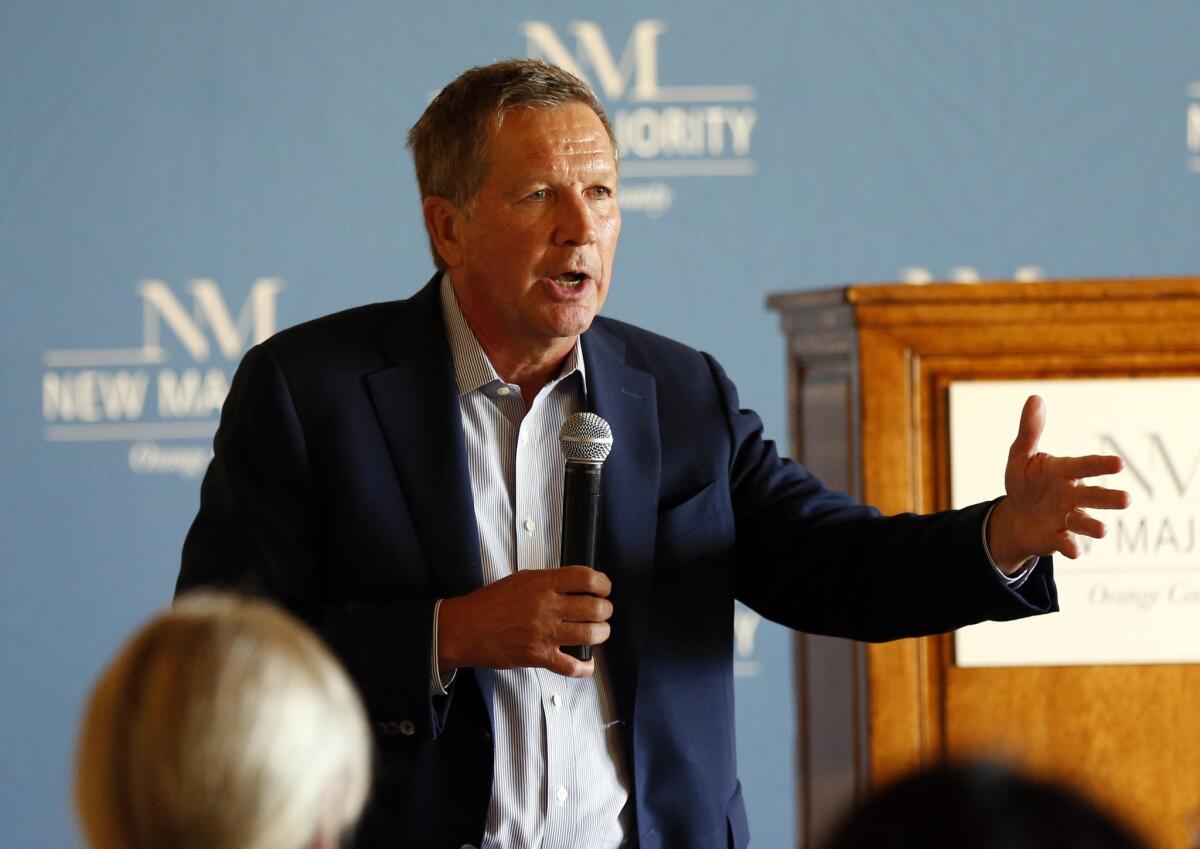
[583,323,660,728]
[365,277,483,600]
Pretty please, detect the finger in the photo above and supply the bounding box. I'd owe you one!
[556,565,612,596]
[1009,395,1045,461]
[1052,454,1125,480]
[1065,509,1107,540]
[547,652,594,678]
[561,595,613,623]
[1070,485,1132,511]
[556,620,611,647]
[1055,530,1082,560]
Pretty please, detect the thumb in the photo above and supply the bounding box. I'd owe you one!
[1010,395,1045,461]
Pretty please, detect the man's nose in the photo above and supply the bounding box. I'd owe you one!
[553,194,596,247]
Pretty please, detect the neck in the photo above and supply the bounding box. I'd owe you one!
[475,332,574,407]
[446,272,578,405]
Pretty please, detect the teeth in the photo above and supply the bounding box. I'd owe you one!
[555,273,585,287]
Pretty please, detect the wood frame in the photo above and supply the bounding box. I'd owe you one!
[768,278,1200,849]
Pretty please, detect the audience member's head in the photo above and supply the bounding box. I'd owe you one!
[74,592,371,849]
[819,760,1145,849]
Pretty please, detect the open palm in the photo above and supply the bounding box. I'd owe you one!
[988,395,1131,570]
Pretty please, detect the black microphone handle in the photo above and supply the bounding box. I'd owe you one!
[560,460,602,662]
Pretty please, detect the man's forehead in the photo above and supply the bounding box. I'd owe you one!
[492,104,615,165]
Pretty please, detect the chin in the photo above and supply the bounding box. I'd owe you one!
[541,306,598,339]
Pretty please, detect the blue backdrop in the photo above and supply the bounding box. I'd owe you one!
[3,3,1199,847]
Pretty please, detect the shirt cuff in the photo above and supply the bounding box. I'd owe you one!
[982,501,1037,588]
[430,598,457,696]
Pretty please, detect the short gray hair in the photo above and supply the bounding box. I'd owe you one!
[407,58,618,270]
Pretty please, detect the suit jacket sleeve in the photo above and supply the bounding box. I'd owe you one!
[702,353,1058,640]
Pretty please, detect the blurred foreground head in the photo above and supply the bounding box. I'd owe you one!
[74,593,371,849]
[819,761,1145,849]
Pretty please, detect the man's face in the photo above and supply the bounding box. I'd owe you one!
[442,102,621,360]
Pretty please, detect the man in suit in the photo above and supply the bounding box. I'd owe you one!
[178,60,1129,849]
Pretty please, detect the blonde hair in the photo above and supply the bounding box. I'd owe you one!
[74,593,371,849]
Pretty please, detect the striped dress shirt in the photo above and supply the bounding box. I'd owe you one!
[436,274,633,849]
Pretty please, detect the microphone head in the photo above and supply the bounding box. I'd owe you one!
[559,412,613,464]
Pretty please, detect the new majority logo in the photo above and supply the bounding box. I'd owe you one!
[522,19,759,218]
[41,278,283,477]
[1081,432,1199,563]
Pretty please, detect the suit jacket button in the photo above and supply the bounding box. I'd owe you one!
[398,719,415,736]
[373,721,389,735]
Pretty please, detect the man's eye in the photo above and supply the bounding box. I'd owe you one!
[591,186,613,198]
[527,189,548,201]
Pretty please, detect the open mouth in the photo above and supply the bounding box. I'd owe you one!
[552,272,589,288]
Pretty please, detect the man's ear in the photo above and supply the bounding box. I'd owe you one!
[422,195,464,268]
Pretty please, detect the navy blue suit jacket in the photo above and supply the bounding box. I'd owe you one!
[179,277,1057,849]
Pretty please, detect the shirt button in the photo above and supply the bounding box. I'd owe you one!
[519,433,529,445]
[555,785,569,803]
[524,517,536,534]
[551,693,562,708]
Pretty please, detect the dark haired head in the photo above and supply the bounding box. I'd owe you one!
[819,761,1145,849]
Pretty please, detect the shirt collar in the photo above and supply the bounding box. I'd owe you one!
[438,272,586,398]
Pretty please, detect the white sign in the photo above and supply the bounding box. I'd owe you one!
[951,378,1200,667]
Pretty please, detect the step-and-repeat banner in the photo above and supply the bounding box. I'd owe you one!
[3,3,1198,846]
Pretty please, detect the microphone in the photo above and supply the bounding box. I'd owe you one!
[558,412,613,662]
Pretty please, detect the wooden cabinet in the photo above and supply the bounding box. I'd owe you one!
[768,279,1200,849]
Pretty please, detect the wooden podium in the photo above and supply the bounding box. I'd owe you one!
[767,278,1200,849]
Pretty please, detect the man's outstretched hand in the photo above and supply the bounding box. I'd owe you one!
[987,395,1132,574]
